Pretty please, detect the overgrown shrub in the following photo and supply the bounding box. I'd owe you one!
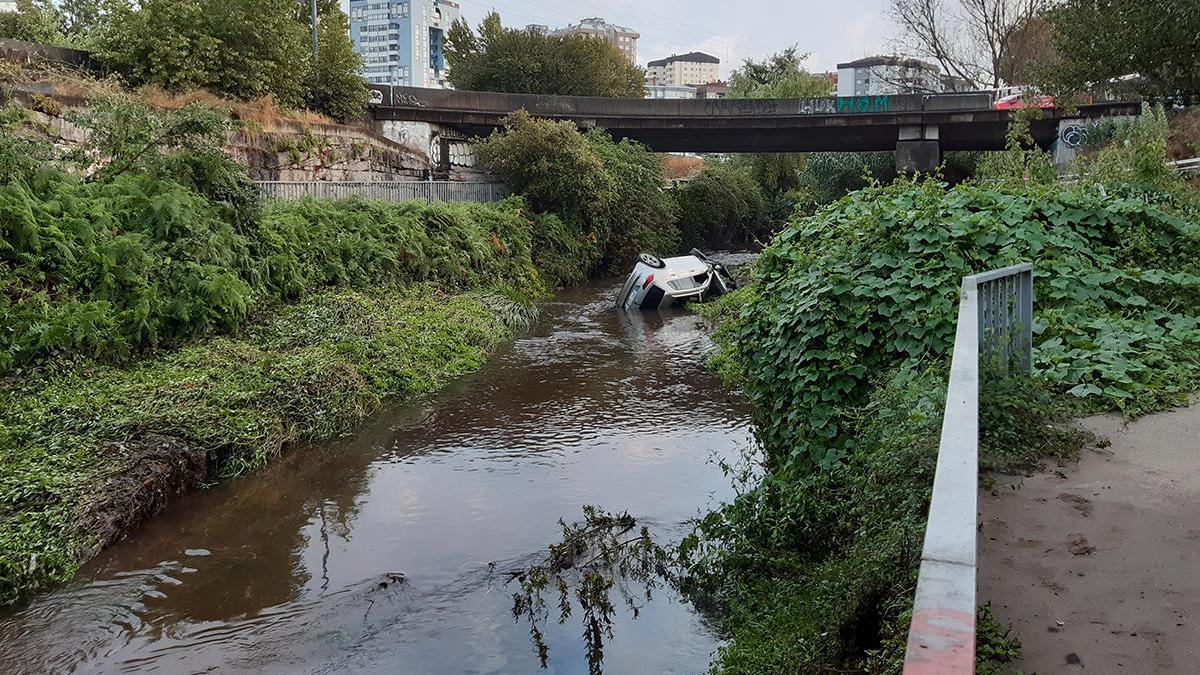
[736,179,1200,468]
[478,110,681,275]
[674,164,768,248]
[0,156,545,372]
[799,151,897,205]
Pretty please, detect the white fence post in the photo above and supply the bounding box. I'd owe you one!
[903,263,1033,674]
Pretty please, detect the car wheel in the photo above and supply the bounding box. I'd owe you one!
[638,253,666,269]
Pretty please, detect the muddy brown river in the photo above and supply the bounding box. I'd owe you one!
[0,273,755,674]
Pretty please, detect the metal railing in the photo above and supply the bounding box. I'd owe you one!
[253,181,509,204]
[903,263,1033,674]
[975,264,1034,374]
[1168,157,1200,174]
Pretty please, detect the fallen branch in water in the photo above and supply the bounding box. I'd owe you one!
[505,506,672,675]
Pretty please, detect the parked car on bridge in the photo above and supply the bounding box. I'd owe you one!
[616,250,737,311]
[993,92,1057,109]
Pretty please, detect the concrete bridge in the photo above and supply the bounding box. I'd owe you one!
[366,84,1141,171]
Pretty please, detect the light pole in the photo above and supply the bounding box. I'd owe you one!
[309,0,319,61]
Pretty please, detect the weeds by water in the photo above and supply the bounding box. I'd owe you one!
[0,284,525,605]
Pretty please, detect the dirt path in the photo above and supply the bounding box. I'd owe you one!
[978,403,1200,673]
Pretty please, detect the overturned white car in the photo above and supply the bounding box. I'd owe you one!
[616,250,738,311]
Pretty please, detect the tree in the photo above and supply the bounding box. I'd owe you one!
[59,0,104,43]
[726,48,831,200]
[94,0,364,119]
[996,14,1055,86]
[891,0,1051,89]
[96,0,309,107]
[0,0,64,45]
[299,0,367,121]
[728,46,833,99]
[478,110,680,273]
[446,12,645,97]
[1040,0,1200,103]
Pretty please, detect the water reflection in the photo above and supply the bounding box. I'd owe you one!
[0,271,753,674]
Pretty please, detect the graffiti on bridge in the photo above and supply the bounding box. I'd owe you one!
[393,92,428,108]
[1060,123,1088,149]
[703,96,891,116]
[837,96,890,114]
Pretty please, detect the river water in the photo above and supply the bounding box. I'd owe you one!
[0,274,755,675]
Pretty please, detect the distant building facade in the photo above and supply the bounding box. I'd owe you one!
[0,1,17,12]
[645,84,698,99]
[349,0,459,88]
[836,56,946,97]
[556,17,638,64]
[693,81,729,99]
[645,52,720,87]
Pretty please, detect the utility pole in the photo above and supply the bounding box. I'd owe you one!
[309,0,319,61]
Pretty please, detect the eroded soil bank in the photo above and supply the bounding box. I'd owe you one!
[978,402,1200,673]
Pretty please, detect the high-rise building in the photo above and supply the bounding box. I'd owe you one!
[556,17,638,64]
[349,0,459,88]
[836,56,944,97]
[645,52,720,87]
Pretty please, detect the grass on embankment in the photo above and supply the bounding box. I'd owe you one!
[0,283,531,606]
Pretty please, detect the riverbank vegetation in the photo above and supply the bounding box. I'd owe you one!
[0,96,586,605]
[682,105,1200,672]
[478,110,679,274]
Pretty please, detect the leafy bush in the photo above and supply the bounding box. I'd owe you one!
[479,111,680,274]
[674,164,768,248]
[735,180,1200,468]
[0,132,547,371]
[799,151,897,205]
[1074,103,1176,186]
[685,176,1200,671]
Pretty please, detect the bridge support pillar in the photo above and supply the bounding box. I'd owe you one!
[897,124,941,173]
[897,141,941,173]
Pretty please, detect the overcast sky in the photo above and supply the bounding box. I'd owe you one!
[341,0,896,78]
[469,0,895,76]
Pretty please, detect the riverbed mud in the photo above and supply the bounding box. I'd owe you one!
[82,433,210,557]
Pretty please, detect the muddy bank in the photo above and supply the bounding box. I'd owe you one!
[978,403,1200,673]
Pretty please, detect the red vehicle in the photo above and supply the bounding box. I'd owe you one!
[994,92,1057,109]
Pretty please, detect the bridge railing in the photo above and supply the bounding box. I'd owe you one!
[253,181,509,204]
[903,263,1033,674]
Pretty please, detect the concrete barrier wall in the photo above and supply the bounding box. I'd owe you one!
[0,39,96,70]
[370,84,993,118]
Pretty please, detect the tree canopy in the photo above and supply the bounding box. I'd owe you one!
[0,0,64,45]
[1040,0,1200,102]
[891,0,1052,89]
[725,48,831,200]
[92,0,365,121]
[727,47,833,99]
[445,12,645,97]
